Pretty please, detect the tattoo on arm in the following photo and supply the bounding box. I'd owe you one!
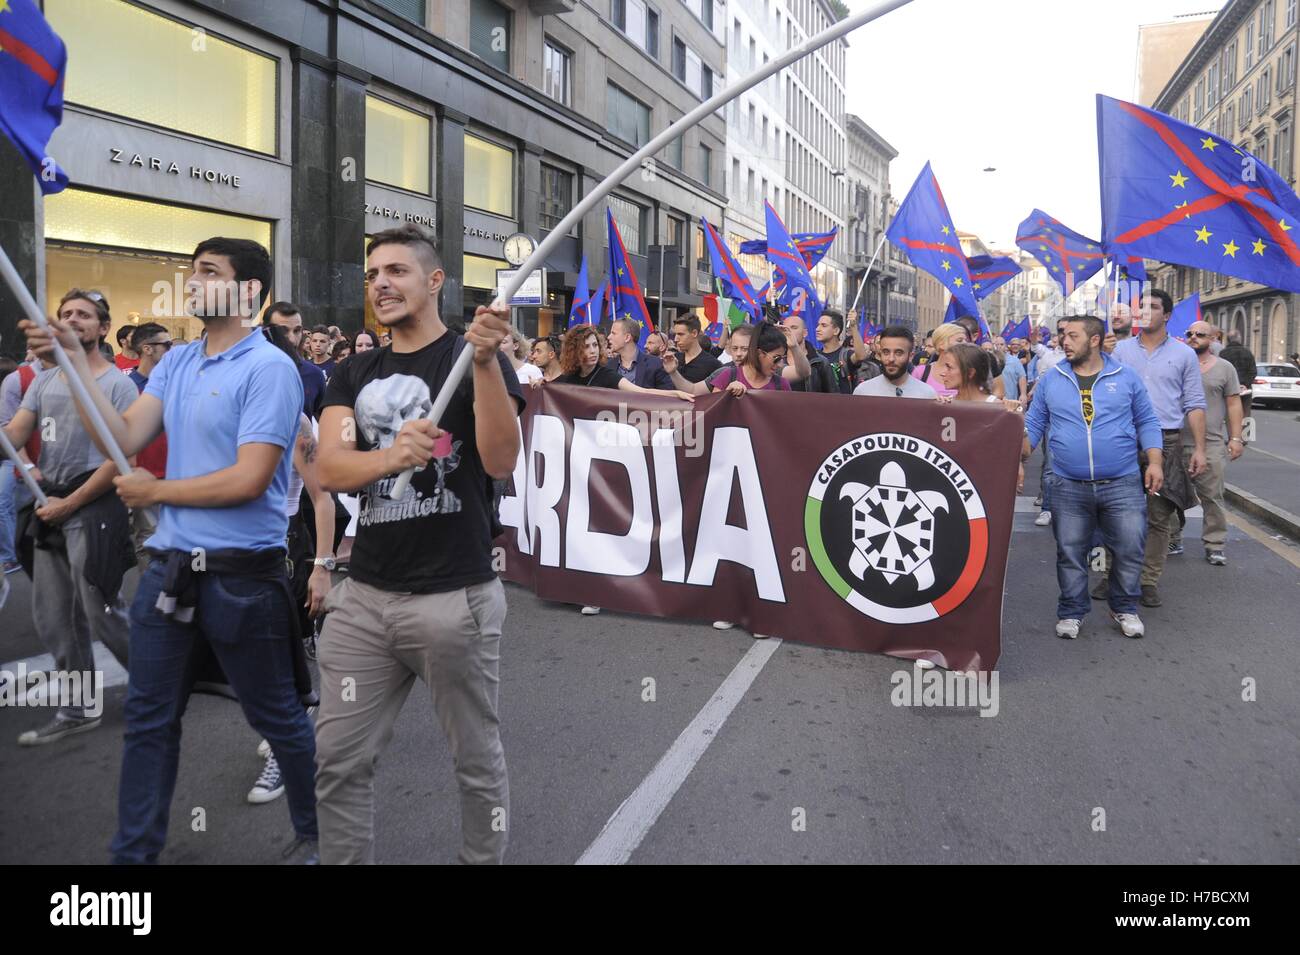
[299,423,317,465]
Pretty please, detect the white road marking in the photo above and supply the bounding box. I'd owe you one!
[0,642,127,704]
[1245,444,1300,469]
[576,636,782,865]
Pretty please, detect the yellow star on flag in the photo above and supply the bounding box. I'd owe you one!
[623,312,632,320]
[1051,265,1060,272]
[1194,225,1212,243]
[0,1,12,13]
[1175,200,1190,218]
[941,225,951,235]
[1280,219,1293,232]
[1170,170,1189,188]
[1200,137,1218,151]
[953,278,963,287]
[1222,239,1240,258]
[1252,238,1267,255]
[973,282,982,289]
[940,260,951,271]
[618,267,625,276]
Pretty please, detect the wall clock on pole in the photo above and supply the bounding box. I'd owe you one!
[503,233,536,267]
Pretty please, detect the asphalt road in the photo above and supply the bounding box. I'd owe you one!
[1234,406,1300,521]
[1,457,1297,864]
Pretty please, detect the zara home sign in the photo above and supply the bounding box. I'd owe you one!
[109,147,241,188]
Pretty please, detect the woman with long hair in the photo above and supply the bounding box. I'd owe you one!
[708,321,793,395]
[936,342,1025,490]
[913,323,966,397]
[541,324,692,399]
[352,329,378,354]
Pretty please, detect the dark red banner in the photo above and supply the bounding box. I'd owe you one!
[496,386,1022,671]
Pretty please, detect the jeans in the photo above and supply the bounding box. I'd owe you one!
[0,465,32,565]
[110,560,317,864]
[1049,473,1148,619]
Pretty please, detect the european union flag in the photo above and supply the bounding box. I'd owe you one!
[1167,292,1201,340]
[1099,94,1300,293]
[607,208,654,344]
[568,253,593,328]
[1015,209,1105,297]
[942,298,992,341]
[1007,317,1030,341]
[702,217,764,323]
[0,0,69,194]
[887,162,983,321]
[764,201,822,324]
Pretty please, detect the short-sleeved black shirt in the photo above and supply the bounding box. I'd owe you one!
[678,349,722,384]
[322,334,524,594]
[556,365,624,388]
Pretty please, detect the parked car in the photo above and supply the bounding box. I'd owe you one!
[1252,363,1300,408]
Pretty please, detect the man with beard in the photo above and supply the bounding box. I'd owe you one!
[20,239,316,864]
[1167,320,1243,565]
[852,326,936,398]
[315,224,523,864]
[4,289,135,745]
[1022,315,1163,641]
[1112,290,1206,608]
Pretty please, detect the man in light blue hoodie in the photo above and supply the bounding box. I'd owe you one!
[1023,315,1164,641]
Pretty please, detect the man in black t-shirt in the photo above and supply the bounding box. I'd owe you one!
[316,224,524,865]
[671,315,722,383]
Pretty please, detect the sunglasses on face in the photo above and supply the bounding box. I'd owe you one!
[144,339,173,350]
[1186,332,1210,338]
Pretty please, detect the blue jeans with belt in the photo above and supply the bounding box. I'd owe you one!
[1048,472,1148,620]
[110,560,317,864]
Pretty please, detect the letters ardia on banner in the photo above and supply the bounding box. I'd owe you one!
[496,387,1022,671]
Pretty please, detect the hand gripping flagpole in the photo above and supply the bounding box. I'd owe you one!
[389,0,916,499]
[0,247,133,477]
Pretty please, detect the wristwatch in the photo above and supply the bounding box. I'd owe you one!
[312,556,337,570]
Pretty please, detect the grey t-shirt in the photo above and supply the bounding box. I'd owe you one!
[20,364,138,487]
[1181,356,1241,446]
[853,373,938,399]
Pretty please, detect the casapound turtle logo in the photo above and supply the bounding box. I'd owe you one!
[805,433,988,624]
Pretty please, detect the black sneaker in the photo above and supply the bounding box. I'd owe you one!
[17,713,101,746]
[1167,539,1184,556]
[1140,585,1162,608]
[280,835,319,865]
[248,753,285,804]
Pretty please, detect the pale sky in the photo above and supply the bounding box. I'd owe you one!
[844,0,1224,250]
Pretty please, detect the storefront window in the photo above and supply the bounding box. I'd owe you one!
[45,188,274,344]
[463,253,509,328]
[464,135,515,217]
[47,0,277,155]
[366,96,432,194]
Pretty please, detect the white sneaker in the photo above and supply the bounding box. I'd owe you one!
[751,632,771,640]
[712,620,734,630]
[1034,511,1052,527]
[580,605,601,615]
[1055,618,1081,639]
[1110,611,1145,638]
[256,738,271,759]
[248,753,285,804]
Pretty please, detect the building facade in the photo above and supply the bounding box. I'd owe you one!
[843,114,899,326]
[780,0,848,310]
[1149,0,1300,361]
[0,0,731,356]
[915,269,944,337]
[723,0,789,293]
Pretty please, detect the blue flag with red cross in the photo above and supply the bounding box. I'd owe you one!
[1016,209,1106,297]
[0,0,69,193]
[606,208,654,345]
[887,162,983,322]
[1098,94,1300,293]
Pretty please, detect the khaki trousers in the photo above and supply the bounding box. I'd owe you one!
[314,576,509,864]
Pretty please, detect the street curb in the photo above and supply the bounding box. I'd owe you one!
[1224,482,1300,540]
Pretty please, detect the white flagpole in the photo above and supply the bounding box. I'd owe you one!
[0,424,48,506]
[0,247,132,477]
[848,233,888,318]
[388,0,917,499]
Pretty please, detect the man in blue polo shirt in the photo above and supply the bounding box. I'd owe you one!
[1112,289,1207,608]
[21,237,317,865]
[1023,315,1164,641]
